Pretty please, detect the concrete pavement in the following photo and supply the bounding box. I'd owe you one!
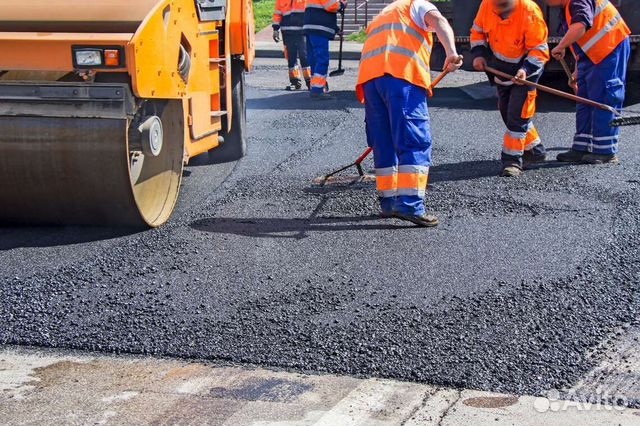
[2,346,640,426]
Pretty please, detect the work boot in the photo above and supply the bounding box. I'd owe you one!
[285,82,303,91]
[395,212,439,228]
[582,153,619,165]
[310,92,333,100]
[523,150,546,167]
[500,162,523,177]
[556,149,587,163]
[305,79,311,90]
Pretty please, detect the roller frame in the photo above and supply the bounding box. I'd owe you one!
[0,0,255,227]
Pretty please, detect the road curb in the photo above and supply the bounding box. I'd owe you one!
[256,48,362,61]
[255,41,363,61]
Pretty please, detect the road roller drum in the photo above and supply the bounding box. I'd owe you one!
[0,0,255,227]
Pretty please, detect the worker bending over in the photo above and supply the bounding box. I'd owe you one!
[273,0,312,90]
[304,0,346,99]
[471,0,550,177]
[356,0,461,227]
[547,0,631,164]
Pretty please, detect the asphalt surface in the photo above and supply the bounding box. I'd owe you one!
[1,60,640,401]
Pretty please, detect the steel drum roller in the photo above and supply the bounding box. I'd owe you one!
[0,98,184,227]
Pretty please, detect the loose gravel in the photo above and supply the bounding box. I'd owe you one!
[1,67,639,401]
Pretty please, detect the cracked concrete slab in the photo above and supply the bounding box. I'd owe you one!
[3,347,640,426]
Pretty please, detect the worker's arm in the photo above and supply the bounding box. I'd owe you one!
[272,0,283,42]
[552,23,587,59]
[272,0,283,30]
[552,0,593,59]
[519,8,550,82]
[424,10,462,72]
[470,2,488,71]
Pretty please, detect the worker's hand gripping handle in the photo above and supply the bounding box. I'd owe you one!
[558,57,578,93]
[443,55,464,74]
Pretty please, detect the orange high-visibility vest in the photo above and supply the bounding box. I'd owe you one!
[565,0,630,65]
[470,0,549,67]
[356,0,433,103]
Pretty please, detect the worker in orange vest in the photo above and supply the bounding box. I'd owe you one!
[304,0,347,99]
[273,0,312,90]
[356,0,462,227]
[470,0,550,177]
[546,0,631,164]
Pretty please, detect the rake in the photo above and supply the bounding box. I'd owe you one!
[485,66,640,127]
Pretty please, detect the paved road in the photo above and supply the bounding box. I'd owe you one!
[1,60,639,402]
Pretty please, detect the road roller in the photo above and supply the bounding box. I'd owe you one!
[0,0,255,227]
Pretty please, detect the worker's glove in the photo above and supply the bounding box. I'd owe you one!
[339,1,347,12]
[472,57,487,72]
[513,69,527,85]
[273,29,281,43]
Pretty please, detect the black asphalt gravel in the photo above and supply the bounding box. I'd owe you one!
[1,63,639,401]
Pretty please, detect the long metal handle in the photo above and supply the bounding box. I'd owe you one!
[558,57,578,94]
[431,69,450,89]
[338,9,345,70]
[558,57,574,81]
[484,66,620,116]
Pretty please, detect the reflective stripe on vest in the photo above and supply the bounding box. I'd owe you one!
[566,0,630,64]
[360,45,431,75]
[356,0,433,103]
[303,24,336,35]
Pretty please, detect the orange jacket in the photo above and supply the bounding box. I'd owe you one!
[356,0,433,103]
[470,0,549,74]
[565,0,630,65]
[273,0,307,33]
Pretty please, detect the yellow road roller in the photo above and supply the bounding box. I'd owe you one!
[0,0,255,227]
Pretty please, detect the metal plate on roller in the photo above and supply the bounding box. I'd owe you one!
[0,0,161,32]
[0,100,184,227]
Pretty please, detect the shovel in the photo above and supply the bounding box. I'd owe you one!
[329,10,346,77]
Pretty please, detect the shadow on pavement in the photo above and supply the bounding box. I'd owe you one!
[0,227,138,251]
[191,215,412,239]
[429,158,577,183]
[429,160,501,182]
[186,151,238,167]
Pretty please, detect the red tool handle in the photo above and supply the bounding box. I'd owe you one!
[356,147,373,163]
[430,69,450,90]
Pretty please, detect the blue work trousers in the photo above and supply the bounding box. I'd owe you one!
[306,34,330,94]
[573,39,631,155]
[364,75,432,216]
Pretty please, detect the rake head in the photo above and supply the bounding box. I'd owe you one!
[610,115,640,127]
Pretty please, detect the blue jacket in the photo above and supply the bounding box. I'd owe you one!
[304,0,345,39]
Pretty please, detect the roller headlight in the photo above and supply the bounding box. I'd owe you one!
[74,49,103,67]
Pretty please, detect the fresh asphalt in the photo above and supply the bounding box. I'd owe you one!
[1,60,639,402]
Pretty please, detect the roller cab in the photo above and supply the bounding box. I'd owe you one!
[0,0,255,227]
